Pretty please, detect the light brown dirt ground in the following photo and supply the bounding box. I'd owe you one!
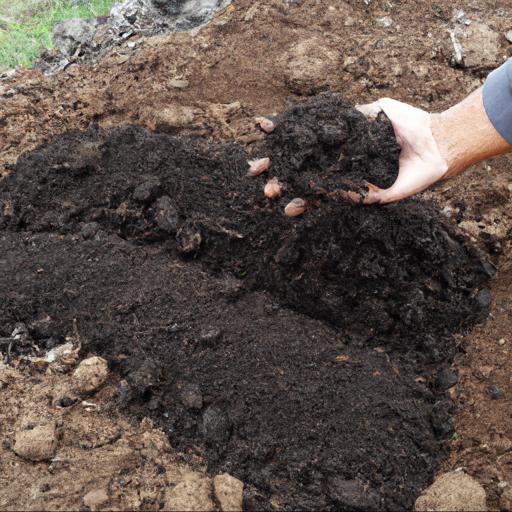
[0,358,212,511]
[2,0,512,509]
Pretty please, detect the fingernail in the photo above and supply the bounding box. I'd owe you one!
[264,177,283,199]
[284,198,307,217]
[247,157,271,177]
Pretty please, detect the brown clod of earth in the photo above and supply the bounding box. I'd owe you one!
[73,356,109,394]
[14,421,58,462]
[164,472,214,512]
[415,471,487,511]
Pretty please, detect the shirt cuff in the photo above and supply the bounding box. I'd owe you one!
[483,59,512,145]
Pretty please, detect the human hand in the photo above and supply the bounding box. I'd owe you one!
[354,98,448,204]
[250,98,449,214]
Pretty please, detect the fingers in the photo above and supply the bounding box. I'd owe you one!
[355,101,383,121]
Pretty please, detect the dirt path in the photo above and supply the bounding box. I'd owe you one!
[1,0,512,509]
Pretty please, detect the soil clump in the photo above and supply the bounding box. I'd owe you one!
[0,93,492,509]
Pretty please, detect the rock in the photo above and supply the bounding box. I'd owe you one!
[176,223,202,255]
[154,196,179,234]
[83,488,109,511]
[499,338,506,346]
[169,78,189,89]
[282,38,339,95]
[500,485,512,510]
[80,222,100,239]
[14,422,57,461]
[151,106,196,132]
[415,471,487,511]
[506,31,512,44]
[201,405,231,445]
[435,367,458,391]
[454,10,471,26]
[164,472,214,511]
[376,16,393,28]
[133,177,161,203]
[73,356,109,394]
[460,23,500,68]
[126,359,160,397]
[476,288,492,309]
[178,382,203,410]
[489,384,504,400]
[213,473,244,512]
[199,329,223,347]
[53,19,96,56]
[458,220,482,238]
[326,477,380,511]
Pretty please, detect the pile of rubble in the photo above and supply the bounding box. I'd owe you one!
[38,0,231,74]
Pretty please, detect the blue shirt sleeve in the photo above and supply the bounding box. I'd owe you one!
[483,59,512,145]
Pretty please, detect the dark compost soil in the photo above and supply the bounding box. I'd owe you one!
[0,93,493,510]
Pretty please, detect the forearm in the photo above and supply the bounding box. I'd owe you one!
[432,64,512,180]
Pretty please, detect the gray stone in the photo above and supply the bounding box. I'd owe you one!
[506,31,512,44]
[154,196,179,234]
[133,178,161,203]
[489,384,504,400]
[53,18,96,56]
[80,222,100,239]
[436,367,457,391]
[476,288,492,309]
[201,405,231,445]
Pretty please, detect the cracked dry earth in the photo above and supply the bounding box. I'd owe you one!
[2,0,512,510]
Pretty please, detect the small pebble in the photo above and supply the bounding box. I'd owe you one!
[376,16,393,28]
[73,356,109,394]
[489,385,504,400]
[199,329,223,347]
[201,405,231,445]
[499,338,506,346]
[436,367,458,391]
[476,288,492,309]
[506,31,512,43]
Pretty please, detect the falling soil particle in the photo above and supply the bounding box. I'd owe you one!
[0,93,491,510]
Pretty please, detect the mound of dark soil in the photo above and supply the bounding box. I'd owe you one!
[0,93,492,510]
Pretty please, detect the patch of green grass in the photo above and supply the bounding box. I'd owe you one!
[0,0,115,70]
